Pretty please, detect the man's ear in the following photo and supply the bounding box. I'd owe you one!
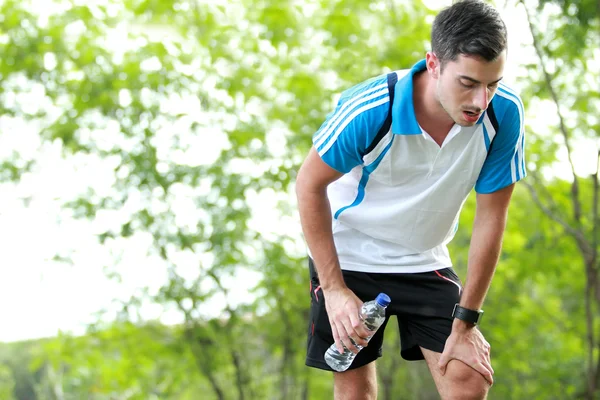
[425,51,440,79]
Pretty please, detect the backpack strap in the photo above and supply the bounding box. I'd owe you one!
[485,102,499,155]
[364,71,398,155]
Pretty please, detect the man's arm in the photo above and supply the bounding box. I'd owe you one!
[295,147,372,353]
[296,73,392,354]
[438,182,516,385]
[295,147,345,292]
[462,90,525,315]
[456,182,515,326]
[439,86,526,384]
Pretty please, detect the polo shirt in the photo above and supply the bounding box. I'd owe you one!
[310,59,526,273]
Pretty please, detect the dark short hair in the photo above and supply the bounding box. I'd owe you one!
[431,0,507,67]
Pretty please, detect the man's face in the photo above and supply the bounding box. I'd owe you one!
[429,51,506,127]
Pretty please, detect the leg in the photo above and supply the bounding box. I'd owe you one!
[389,268,488,399]
[421,347,490,400]
[334,362,378,400]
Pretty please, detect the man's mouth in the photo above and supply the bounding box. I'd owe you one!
[462,110,481,122]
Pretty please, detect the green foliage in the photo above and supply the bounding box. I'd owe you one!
[0,0,597,399]
[0,363,16,400]
[516,0,599,396]
[2,0,431,397]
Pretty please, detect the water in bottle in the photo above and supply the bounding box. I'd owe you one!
[324,293,391,372]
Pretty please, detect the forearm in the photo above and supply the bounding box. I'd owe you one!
[459,208,508,312]
[297,187,346,291]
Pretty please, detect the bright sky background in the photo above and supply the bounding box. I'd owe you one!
[0,0,597,343]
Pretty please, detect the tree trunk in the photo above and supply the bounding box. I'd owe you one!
[585,266,595,399]
[194,355,225,400]
[277,299,294,399]
[231,350,246,400]
[185,328,226,400]
[380,335,402,400]
[301,372,310,400]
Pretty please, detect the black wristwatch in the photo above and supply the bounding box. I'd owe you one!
[452,304,484,325]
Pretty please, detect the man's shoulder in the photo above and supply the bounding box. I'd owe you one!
[492,82,525,124]
[342,68,411,97]
[340,73,389,100]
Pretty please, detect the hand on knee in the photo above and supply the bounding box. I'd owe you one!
[443,360,490,400]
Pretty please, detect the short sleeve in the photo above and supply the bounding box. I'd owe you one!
[475,90,527,194]
[312,75,391,173]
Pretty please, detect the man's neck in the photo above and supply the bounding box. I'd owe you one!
[413,71,455,142]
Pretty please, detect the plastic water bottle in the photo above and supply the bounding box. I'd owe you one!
[324,293,391,372]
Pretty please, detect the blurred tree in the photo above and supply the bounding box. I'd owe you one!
[0,0,432,398]
[2,0,597,398]
[510,0,599,397]
[0,363,16,400]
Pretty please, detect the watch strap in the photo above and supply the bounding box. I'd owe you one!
[452,304,483,325]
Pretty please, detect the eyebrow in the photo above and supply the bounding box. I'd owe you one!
[458,75,504,85]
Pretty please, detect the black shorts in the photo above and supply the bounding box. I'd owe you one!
[305,258,463,371]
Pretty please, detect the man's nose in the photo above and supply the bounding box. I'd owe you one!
[473,86,488,111]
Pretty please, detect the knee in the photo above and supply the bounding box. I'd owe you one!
[443,360,490,400]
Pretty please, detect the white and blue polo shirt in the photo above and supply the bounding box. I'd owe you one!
[312,59,526,273]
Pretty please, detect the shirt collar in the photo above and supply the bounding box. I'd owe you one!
[391,59,427,135]
[391,59,484,135]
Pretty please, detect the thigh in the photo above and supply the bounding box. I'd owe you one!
[334,362,378,400]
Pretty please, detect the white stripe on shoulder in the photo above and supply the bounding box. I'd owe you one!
[496,89,524,126]
[496,88,525,183]
[517,126,525,178]
[498,84,527,181]
[499,82,520,97]
[314,88,389,149]
[510,148,517,182]
[499,85,524,113]
[313,82,388,145]
[318,97,390,157]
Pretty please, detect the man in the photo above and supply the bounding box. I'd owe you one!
[295,1,526,399]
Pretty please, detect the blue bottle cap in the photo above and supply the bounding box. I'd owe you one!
[376,293,391,307]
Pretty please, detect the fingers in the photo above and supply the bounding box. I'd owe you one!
[438,334,493,384]
[481,346,494,383]
[348,312,370,348]
[330,317,361,354]
[330,322,344,354]
[475,361,494,386]
[340,321,359,353]
[484,342,491,357]
[465,349,494,385]
[437,353,449,376]
[481,342,493,378]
